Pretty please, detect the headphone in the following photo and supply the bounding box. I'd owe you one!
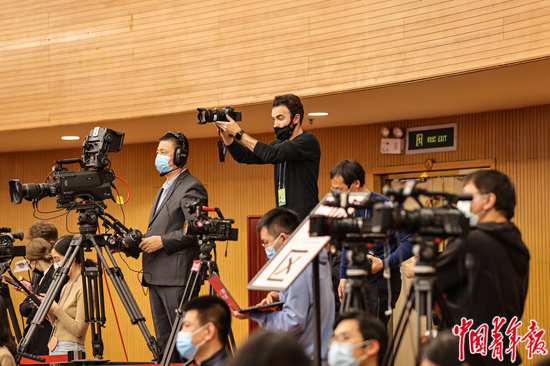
[164,131,189,167]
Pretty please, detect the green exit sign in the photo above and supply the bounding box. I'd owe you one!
[406,123,457,155]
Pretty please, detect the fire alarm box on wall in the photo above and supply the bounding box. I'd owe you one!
[381,138,404,154]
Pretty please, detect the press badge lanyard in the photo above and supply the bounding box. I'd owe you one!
[278,162,287,206]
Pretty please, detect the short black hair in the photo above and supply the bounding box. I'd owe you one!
[256,207,300,238]
[182,296,231,346]
[334,312,387,364]
[272,94,304,125]
[52,235,81,264]
[159,131,187,150]
[330,159,365,187]
[227,331,311,366]
[463,170,516,220]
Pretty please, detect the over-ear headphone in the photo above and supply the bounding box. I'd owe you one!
[164,131,189,167]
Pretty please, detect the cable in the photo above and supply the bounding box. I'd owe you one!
[115,176,131,204]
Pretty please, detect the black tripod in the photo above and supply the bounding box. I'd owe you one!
[0,278,22,341]
[160,237,237,366]
[16,206,162,364]
[340,235,386,313]
[382,236,454,366]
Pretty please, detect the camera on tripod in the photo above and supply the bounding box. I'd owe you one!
[196,106,242,124]
[9,127,124,210]
[0,227,24,262]
[371,180,472,238]
[184,202,238,242]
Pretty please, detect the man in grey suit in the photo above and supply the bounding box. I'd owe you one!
[138,131,208,363]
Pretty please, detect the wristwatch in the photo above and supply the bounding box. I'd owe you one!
[235,129,245,141]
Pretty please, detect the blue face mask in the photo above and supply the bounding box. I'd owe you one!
[265,245,277,260]
[176,324,207,360]
[328,340,370,366]
[264,234,282,260]
[155,154,173,174]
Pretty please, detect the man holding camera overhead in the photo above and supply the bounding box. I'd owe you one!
[139,131,208,363]
[214,94,320,221]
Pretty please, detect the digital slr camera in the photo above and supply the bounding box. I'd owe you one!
[196,106,242,124]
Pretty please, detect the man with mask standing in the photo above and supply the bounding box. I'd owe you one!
[437,170,530,365]
[214,94,321,221]
[139,131,208,363]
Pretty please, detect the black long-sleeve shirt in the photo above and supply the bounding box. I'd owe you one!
[226,131,321,220]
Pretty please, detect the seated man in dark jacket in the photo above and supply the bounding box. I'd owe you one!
[436,170,530,366]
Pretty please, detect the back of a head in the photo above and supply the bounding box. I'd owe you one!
[228,331,311,366]
[256,207,300,238]
[26,237,52,262]
[334,311,388,364]
[463,170,516,220]
[182,295,231,346]
[420,330,470,366]
[27,220,58,242]
[272,94,304,125]
[330,159,366,187]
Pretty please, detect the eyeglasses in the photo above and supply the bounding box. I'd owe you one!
[328,335,371,348]
[261,234,282,248]
[331,184,351,193]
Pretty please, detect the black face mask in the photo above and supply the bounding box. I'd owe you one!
[33,268,43,276]
[274,119,297,141]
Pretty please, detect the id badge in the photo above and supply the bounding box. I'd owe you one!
[48,336,58,351]
[278,188,286,206]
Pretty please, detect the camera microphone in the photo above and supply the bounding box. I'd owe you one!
[160,166,179,177]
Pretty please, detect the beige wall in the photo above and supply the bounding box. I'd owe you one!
[2,103,549,363]
[2,0,550,130]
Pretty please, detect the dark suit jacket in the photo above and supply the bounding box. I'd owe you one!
[19,267,57,355]
[143,169,208,287]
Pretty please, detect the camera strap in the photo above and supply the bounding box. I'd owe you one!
[218,132,227,162]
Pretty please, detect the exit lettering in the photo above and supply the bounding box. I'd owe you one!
[427,135,447,144]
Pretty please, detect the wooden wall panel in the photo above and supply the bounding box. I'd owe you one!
[1,104,549,364]
[2,0,550,130]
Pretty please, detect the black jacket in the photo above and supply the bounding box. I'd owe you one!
[19,266,58,356]
[436,221,530,365]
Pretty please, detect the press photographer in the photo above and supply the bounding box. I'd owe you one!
[435,170,530,366]
[212,94,321,220]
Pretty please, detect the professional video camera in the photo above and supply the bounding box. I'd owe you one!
[197,106,242,124]
[184,202,238,242]
[371,180,472,238]
[310,192,387,312]
[0,227,24,262]
[309,193,384,240]
[9,127,124,209]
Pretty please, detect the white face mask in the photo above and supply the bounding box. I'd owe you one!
[328,340,371,366]
[457,194,487,226]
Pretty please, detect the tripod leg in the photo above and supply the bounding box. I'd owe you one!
[90,236,162,361]
[84,254,105,359]
[382,284,415,366]
[160,265,204,366]
[16,236,82,363]
[1,284,22,341]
